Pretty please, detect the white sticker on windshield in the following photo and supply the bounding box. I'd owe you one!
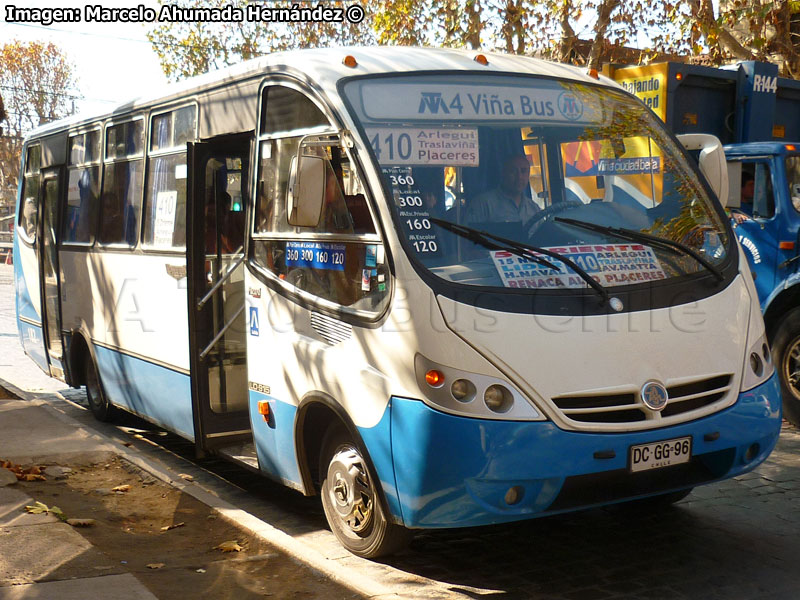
[366,127,479,167]
[490,244,667,289]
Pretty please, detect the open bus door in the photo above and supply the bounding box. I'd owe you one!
[186,138,254,459]
[38,167,65,379]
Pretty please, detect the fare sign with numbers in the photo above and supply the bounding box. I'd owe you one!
[366,127,479,167]
[383,167,440,255]
[286,241,346,271]
[153,190,178,246]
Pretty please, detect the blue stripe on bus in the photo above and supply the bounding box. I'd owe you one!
[389,373,781,529]
[357,401,404,524]
[16,321,48,372]
[93,345,194,440]
[248,391,302,487]
[247,392,404,522]
[13,236,39,324]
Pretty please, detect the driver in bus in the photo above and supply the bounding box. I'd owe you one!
[465,154,540,234]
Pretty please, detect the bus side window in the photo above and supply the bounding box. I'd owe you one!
[64,130,101,244]
[143,106,196,249]
[18,145,42,243]
[251,84,388,316]
[99,119,145,246]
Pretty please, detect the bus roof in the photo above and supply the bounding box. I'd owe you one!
[27,46,617,140]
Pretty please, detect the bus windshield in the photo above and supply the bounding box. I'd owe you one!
[344,74,730,291]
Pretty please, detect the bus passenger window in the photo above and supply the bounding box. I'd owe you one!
[144,106,196,249]
[100,120,144,246]
[18,145,42,242]
[64,130,101,244]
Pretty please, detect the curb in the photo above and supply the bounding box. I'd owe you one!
[0,377,406,600]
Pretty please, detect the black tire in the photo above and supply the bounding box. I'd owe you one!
[84,353,115,422]
[318,423,412,558]
[771,307,800,427]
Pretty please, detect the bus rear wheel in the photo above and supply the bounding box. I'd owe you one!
[84,354,115,422]
[319,424,411,558]
[772,307,800,427]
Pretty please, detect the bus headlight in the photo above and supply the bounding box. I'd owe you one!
[414,353,544,421]
[741,333,774,392]
[484,385,513,413]
[451,379,476,403]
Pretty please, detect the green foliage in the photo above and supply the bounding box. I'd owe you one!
[147,0,377,82]
[0,40,78,188]
[145,1,800,82]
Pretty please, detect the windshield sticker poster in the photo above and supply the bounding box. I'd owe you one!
[491,245,667,289]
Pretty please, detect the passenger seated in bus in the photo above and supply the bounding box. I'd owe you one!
[465,154,540,237]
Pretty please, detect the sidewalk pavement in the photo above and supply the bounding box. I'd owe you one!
[0,393,159,600]
[0,265,161,598]
[0,264,413,600]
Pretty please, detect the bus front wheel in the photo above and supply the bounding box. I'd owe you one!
[84,354,115,422]
[772,307,800,427]
[319,424,411,558]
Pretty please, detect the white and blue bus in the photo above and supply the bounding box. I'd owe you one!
[14,47,782,557]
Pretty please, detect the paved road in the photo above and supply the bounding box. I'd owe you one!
[2,262,800,599]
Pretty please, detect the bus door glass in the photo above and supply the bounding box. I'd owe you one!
[39,168,65,374]
[187,139,252,451]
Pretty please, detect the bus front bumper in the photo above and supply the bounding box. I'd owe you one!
[379,374,781,529]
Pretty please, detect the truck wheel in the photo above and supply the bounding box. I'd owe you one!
[84,353,115,422]
[319,423,412,558]
[771,307,800,427]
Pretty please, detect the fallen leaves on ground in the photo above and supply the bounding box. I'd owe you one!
[146,563,165,569]
[1,459,47,481]
[178,473,194,482]
[111,484,131,493]
[160,522,185,532]
[214,540,244,552]
[24,501,66,521]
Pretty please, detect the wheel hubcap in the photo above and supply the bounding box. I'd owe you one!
[784,338,800,399]
[326,447,374,533]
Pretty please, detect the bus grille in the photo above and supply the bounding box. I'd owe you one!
[552,374,733,425]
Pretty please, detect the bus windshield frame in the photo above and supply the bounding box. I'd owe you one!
[341,72,737,316]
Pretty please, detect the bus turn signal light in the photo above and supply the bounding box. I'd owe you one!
[425,370,445,387]
[474,54,489,66]
[257,401,270,421]
[343,55,358,68]
[786,144,797,152]
[780,241,795,250]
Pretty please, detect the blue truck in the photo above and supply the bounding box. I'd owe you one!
[609,60,800,425]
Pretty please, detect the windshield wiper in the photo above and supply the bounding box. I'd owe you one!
[430,218,610,304]
[554,216,724,283]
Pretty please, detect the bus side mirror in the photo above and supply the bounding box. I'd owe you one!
[287,155,325,227]
[677,133,729,208]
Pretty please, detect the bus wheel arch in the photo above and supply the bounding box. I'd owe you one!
[294,394,412,558]
[66,330,90,388]
[770,306,800,427]
[80,340,116,423]
[764,285,800,341]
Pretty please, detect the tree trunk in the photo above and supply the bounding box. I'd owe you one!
[558,0,578,64]
[586,0,621,72]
